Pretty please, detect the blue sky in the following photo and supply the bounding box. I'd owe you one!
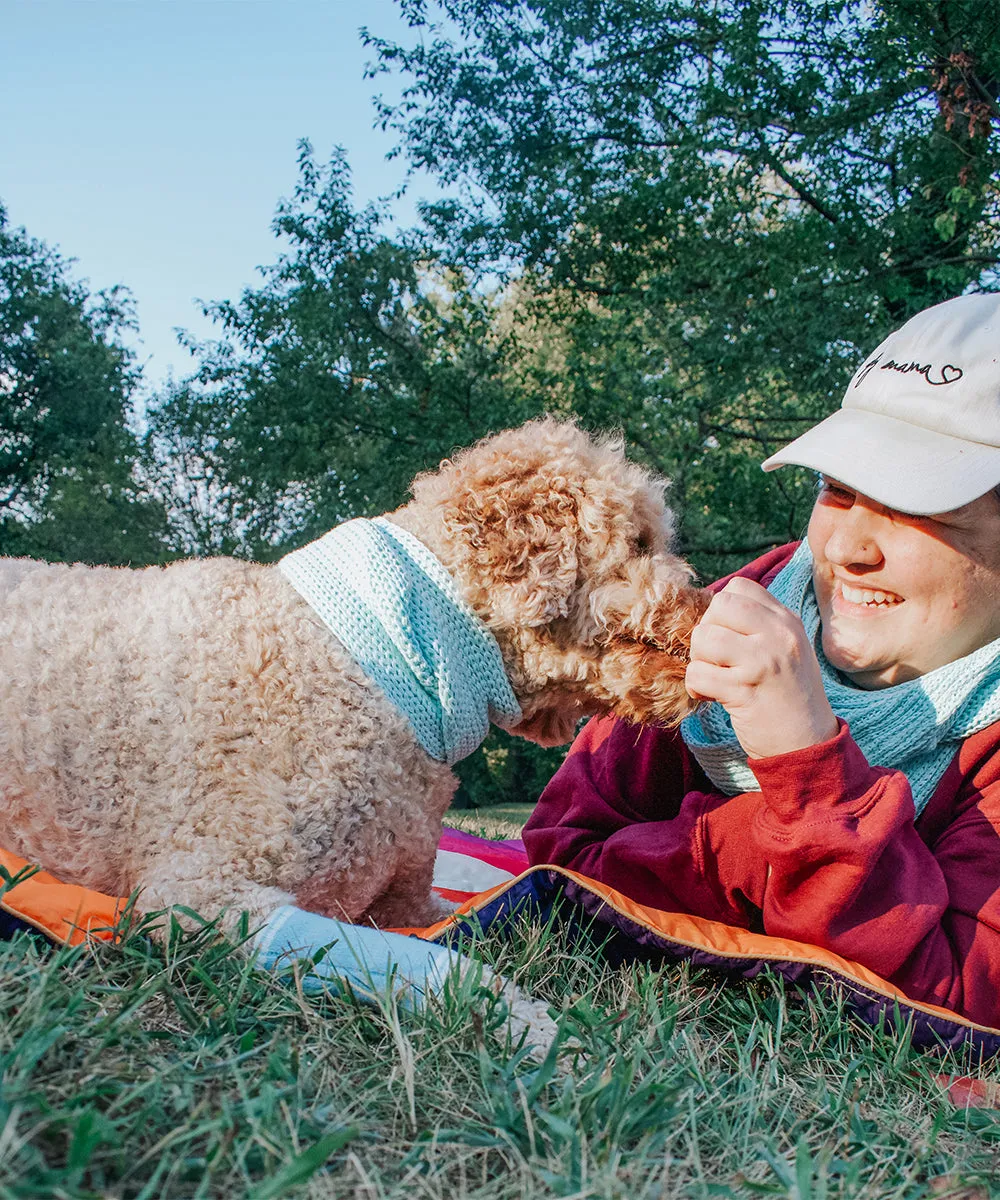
[2,0,437,388]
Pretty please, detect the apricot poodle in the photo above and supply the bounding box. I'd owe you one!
[0,419,706,931]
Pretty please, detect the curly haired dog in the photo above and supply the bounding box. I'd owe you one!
[0,419,706,932]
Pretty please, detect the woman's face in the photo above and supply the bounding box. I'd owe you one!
[808,479,1000,689]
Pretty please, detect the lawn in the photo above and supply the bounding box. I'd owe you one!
[445,804,536,841]
[2,810,999,1199]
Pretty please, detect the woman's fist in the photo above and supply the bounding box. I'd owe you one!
[685,577,839,759]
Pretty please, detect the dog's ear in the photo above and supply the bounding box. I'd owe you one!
[587,566,710,727]
[444,470,581,628]
[588,562,706,651]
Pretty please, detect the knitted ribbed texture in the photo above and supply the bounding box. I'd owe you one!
[278,517,522,765]
[680,540,1000,815]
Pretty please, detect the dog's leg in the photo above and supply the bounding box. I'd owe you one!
[138,848,294,936]
[361,849,455,930]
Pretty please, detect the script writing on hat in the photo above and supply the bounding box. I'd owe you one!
[853,353,964,389]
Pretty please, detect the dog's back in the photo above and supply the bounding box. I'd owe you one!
[0,557,266,893]
[0,558,49,603]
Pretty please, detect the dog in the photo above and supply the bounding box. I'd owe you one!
[0,419,707,933]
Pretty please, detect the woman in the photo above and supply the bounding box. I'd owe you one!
[523,292,1000,1027]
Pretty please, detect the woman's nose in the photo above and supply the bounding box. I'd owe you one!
[823,507,884,567]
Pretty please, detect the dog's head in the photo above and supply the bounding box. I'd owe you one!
[398,418,708,746]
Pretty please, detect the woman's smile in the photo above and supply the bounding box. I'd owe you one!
[831,579,904,615]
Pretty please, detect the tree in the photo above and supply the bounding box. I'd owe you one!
[367,0,1000,576]
[148,142,547,560]
[0,205,169,565]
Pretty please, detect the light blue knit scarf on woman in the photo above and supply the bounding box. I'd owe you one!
[679,540,1000,815]
[279,517,522,765]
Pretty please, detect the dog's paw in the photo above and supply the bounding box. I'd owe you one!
[498,982,561,1060]
[468,961,560,1061]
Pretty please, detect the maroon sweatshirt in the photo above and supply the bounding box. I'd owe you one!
[523,544,1000,1027]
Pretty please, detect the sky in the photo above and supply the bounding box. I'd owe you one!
[2,0,440,389]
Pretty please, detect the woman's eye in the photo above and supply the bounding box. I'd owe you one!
[820,480,854,505]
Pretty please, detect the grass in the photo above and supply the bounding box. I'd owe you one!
[2,812,1000,1198]
[444,805,536,841]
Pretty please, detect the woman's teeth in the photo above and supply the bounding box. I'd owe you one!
[841,584,902,607]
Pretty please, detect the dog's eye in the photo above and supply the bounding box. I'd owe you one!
[633,533,652,555]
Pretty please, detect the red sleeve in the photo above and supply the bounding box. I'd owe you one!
[522,714,770,927]
[523,544,798,925]
[751,722,1000,1027]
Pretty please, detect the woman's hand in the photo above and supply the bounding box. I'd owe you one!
[685,577,839,759]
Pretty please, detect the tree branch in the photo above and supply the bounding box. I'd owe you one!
[757,142,840,225]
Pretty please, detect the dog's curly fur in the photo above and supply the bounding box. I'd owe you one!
[0,419,707,931]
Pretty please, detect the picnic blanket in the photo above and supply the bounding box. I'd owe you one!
[4,827,1000,1064]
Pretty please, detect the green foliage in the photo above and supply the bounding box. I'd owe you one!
[452,728,566,810]
[0,205,170,566]
[147,142,547,560]
[367,0,1000,575]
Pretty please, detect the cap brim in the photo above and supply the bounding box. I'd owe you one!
[761,409,1000,515]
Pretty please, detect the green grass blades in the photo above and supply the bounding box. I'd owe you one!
[445,805,535,841]
[1,904,1000,1197]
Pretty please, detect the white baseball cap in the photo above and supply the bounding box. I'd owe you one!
[762,293,1000,514]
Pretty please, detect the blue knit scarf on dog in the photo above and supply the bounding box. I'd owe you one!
[680,540,1000,815]
[278,517,522,765]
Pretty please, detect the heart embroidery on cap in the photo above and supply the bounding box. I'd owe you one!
[940,364,964,384]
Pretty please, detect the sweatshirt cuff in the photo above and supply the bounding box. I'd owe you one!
[747,719,884,821]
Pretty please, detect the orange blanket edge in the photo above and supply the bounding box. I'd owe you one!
[397,862,1000,1038]
[0,846,123,946]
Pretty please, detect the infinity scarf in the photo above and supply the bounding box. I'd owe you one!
[279,517,521,765]
[679,541,1000,815]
